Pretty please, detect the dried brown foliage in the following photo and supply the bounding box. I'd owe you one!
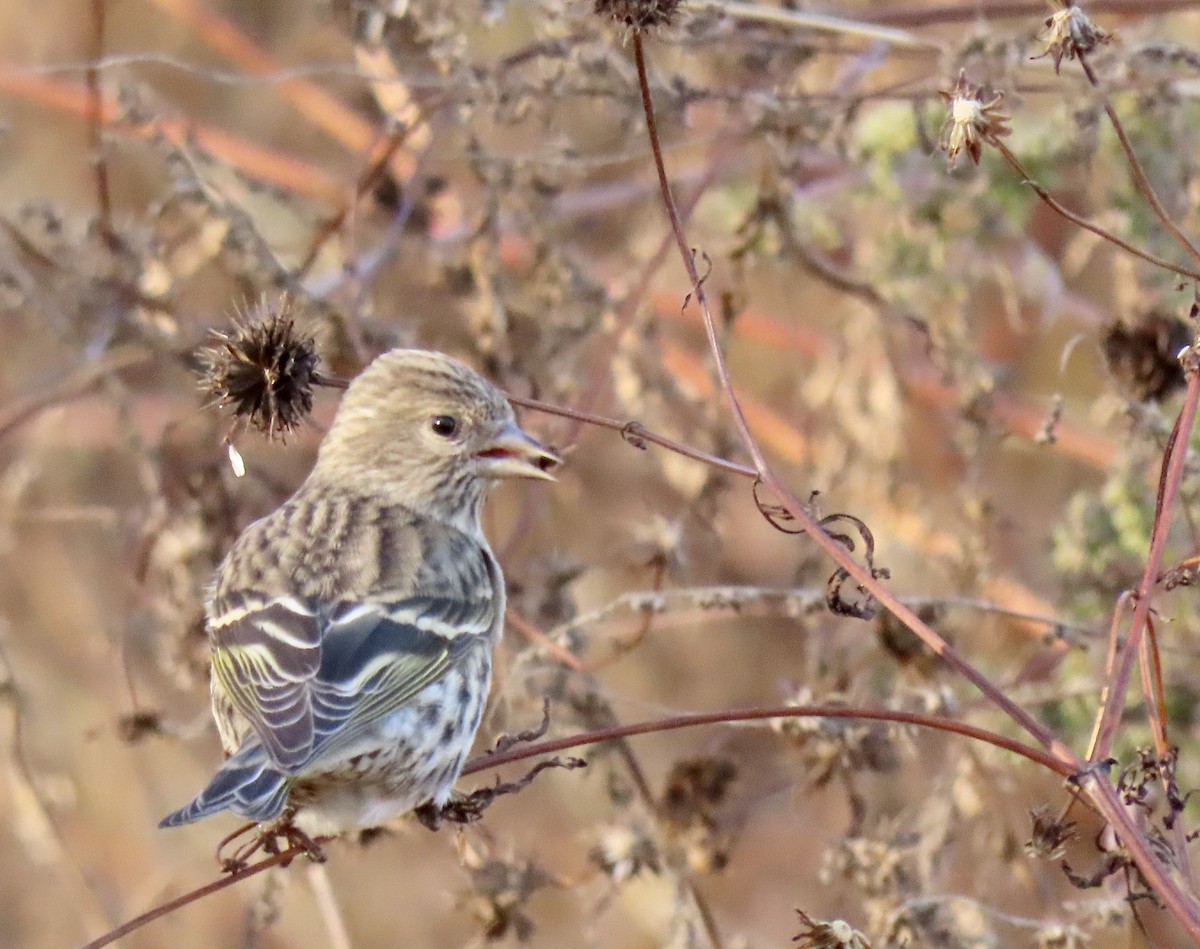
[6,1,1200,948]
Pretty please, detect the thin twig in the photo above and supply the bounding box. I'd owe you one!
[1088,360,1200,762]
[874,0,1200,26]
[0,72,345,201]
[0,642,116,943]
[508,394,757,480]
[86,0,118,251]
[78,844,311,949]
[988,138,1200,281]
[1077,52,1200,269]
[631,28,1200,935]
[307,863,353,949]
[0,345,159,440]
[464,703,1074,778]
[632,30,1064,752]
[691,0,941,50]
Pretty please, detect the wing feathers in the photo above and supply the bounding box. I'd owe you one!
[210,588,494,774]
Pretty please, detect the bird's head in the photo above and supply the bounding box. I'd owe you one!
[312,349,559,526]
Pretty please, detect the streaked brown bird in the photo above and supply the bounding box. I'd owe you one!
[160,349,559,837]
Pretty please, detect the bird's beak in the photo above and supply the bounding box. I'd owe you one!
[475,421,560,481]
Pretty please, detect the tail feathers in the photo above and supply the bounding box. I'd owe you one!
[159,743,290,828]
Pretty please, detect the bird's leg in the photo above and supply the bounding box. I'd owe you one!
[267,814,328,864]
[215,812,327,871]
[216,821,268,872]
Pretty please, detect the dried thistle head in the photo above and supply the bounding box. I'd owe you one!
[1034,1,1113,74]
[1103,313,1190,404]
[593,0,680,32]
[1025,805,1076,859]
[197,296,322,439]
[793,910,871,948]
[938,70,1011,168]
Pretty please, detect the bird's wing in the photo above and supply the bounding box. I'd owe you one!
[210,590,495,773]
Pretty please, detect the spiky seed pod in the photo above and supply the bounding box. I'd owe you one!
[197,298,322,439]
[593,0,680,32]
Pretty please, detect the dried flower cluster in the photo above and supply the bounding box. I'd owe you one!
[1034,1,1114,73]
[593,0,680,32]
[793,910,871,948]
[938,70,1012,167]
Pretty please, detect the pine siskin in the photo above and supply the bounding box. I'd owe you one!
[159,349,560,837]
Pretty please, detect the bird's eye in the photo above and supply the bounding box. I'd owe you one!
[430,415,459,438]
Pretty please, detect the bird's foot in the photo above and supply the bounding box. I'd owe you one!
[216,811,327,872]
[413,755,587,832]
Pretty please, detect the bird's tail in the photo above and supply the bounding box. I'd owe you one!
[159,741,291,828]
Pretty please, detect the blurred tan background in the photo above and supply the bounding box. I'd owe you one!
[4,1,1200,946]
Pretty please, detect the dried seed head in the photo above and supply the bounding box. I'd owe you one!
[589,825,661,883]
[1034,2,1113,74]
[593,0,681,32]
[938,70,1011,168]
[794,910,871,948]
[197,296,322,439]
[1103,313,1191,403]
[1025,805,1076,859]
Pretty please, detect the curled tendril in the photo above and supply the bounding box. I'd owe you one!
[751,482,889,619]
[682,249,713,313]
[751,479,807,534]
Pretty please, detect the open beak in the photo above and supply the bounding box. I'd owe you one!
[475,420,561,481]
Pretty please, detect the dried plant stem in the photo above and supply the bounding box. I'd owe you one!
[295,125,416,280]
[632,31,1058,751]
[1077,53,1200,270]
[79,843,310,949]
[875,0,1200,25]
[565,171,715,444]
[464,704,1074,778]
[987,138,1200,281]
[506,608,586,672]
[508,394,756,480]
[1088,361,1200,762]
[0,72,344,201]
[691,0,939,50]
[143,0,415,179]
[86,0,117,250]
[0,644,116,943]
[0,345,159,440]
[632,30,1200,937]
[307,863,353,949]
[633,36,769,478]
[85,700,1063,949]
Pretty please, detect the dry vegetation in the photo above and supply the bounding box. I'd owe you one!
[7,1,1200,946]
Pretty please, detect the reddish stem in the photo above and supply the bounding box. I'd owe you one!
[463,703,1074,778]
[79,844,307,949]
